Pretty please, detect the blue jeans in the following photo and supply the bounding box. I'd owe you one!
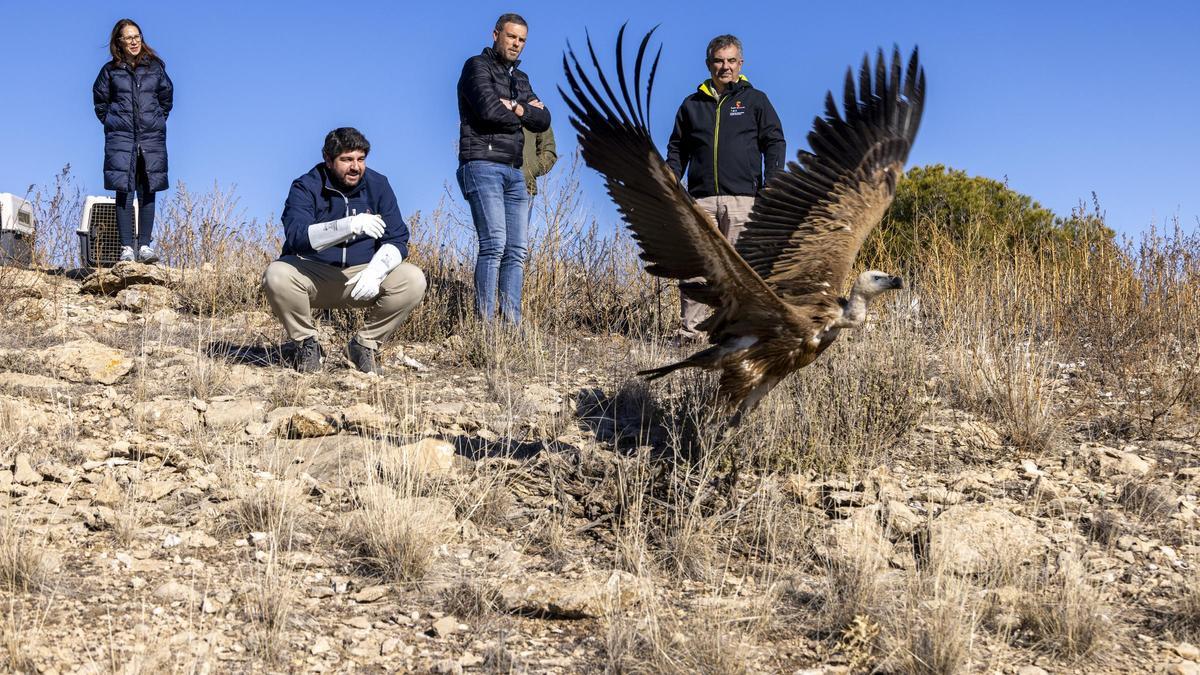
[457,160,530,324]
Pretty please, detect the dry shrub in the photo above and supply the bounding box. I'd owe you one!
[154,182,278,316]
[820,544,887,636]
[0,517,46,594]
[242,558,297,664]
[1080,509,1125,547]
[1170,566,1200,638]
[779,316,930,472]
[228,480,310,550]
[1116,479,1177,524]
[0,605,40,673]
[605,606,749,675]
[940,334,1062,454]
[441,576,500,619]
[344,484,448,583]
[882,574,976,675]
[1018,555,1114,659]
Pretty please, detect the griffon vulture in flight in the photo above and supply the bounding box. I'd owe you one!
[560,27,925,424]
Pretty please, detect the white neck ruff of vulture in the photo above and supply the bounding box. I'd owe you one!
[834,293,870,329]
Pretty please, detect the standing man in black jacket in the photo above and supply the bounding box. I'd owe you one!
[456,13,551,326]
[665,34,786,343]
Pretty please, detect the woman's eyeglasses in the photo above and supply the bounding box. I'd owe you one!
[119,35,143,45]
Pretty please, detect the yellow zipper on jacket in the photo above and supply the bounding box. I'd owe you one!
[712,94,728,196]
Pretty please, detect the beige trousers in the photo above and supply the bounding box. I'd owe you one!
[679,195,756,338]
[262,256,427,350]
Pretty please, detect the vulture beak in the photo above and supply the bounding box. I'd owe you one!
[890,276,905,289]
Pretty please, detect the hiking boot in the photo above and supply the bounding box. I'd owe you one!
[346,339,382,376]
[119,246,136,263]
[292,337,323,373]
[137,245,160,264]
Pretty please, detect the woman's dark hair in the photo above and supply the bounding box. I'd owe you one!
[108,18,163,66]
[323,128,371,160]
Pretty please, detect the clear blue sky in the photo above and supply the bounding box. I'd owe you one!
[3,1,1197,237]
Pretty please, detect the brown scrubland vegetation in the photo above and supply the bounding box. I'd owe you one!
[0,159,1198,673]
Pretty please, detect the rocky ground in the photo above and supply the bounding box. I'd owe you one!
[0,262,1198,674]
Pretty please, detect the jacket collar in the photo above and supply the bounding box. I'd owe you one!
[698,74,750,100]
[483,46,520,69]
[316,163,368,197]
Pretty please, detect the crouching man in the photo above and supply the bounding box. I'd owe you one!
[263,127,426,374]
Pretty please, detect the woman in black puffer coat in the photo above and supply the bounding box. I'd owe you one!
[92,18,173,264]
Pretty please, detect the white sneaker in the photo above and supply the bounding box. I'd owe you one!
[137,245,159,264]
[119,246,136,263]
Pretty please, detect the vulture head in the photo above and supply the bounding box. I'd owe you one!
[854,270,905,297]
[837,271,905,329]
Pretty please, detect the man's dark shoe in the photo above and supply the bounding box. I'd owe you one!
[347,340,382,376]
[292,337,323,373]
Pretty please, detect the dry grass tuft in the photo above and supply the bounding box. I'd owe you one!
[344,485,450,583]
[1168,566,1200,639]
[1116,479,1177,524]
[228,480,310,550]
[242,558,297,664]
[441,576,500,619]
[604,607,749,675]
[883,575,976,675]
[1018,555,1114,659]
[820,545,887,636]
[0,518,46,594]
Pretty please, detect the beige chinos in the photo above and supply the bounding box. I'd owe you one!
[263,256,427,350]
[679,194,756,338]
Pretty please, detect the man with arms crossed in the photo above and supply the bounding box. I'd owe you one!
[263,127,426,375]
[666,34,786,343]
[456,13,551,326]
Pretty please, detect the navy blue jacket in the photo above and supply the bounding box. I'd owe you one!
[280,164,410,267]
[457,48,551,166]
[92,58,173,193]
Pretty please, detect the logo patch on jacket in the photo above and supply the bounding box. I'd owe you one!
[729,101,746,116]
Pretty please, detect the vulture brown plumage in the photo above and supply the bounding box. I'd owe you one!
[560,27,926,423]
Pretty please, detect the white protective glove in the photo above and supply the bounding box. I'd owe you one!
[308,213,386,251]
[346,244,403,302]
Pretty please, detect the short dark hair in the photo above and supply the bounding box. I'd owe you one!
[706,34,742,61]
[494,13,527,32]
[322,127,370,160]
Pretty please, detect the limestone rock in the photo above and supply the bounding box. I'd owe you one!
[133,399,202,433]
[821,505,892,569]
[204,399,267,430]
[883,500,923,536]
[0,372,68,397]
[153,581,201,606]
[927,506,1047,575]
[498,570,643,619]
[522,383,564,414]
[352,585,389,603]
[0,268,67,299]
[267,406,342,438]
[115,284,178,313]
[1166,661,1200,675]
[431,615,461,637]
[41,339,133,385]
[12,453,43,485]
[378,438,457,477]
[81,261,173,295]
[343,402,394,435]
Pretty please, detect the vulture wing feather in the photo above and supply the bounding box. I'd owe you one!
[735,46,925,305]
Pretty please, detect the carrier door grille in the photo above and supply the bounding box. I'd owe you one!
[88,202,123,266]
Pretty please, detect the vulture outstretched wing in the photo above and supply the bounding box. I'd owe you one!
[559,27,799,338]
[736,46,925,304]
